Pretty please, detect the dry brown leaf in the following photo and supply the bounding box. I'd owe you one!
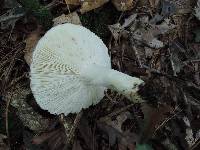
[103,112,130,133]
[72,140,83,150]
[53,12,82,26]
[32,128,67,149]
[108,23,122,42]
[140,104,172,141]
[97,112,138,148]
[111,0,136,11]
[32,130,58,145]
[64,0,81,5]
[80,0,109,14]
[131,18,175,48]
[24,26,43,66]
[148,0,160,9]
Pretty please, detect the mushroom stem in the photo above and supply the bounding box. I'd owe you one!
[81,65,144,100]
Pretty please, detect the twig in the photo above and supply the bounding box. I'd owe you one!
[5,90,14,149]
[5,72,29,91]
[167,48,176,76]
[0,43,23,70]
[183,59,200,64]
[186,81,200,91]
[65,1,71,13]
[153,106,182,134]
[68,111,83,144]
[0,14,24,22]
[59,114,71,144]
[59,111,83,145]
[1,46,23,96]
[190,139,200,150]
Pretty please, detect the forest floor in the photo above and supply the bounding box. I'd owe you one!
[0,0,200,150]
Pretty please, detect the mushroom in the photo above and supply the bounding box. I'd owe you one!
[30,23,144,115]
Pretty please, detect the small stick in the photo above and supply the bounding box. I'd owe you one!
[68,111,83,144]
[65,1,71,13]
[5,91,14,149]
[190,140,200,150]
[153,106,182,134]
[59,114,71,139]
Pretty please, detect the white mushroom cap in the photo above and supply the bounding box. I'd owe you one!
[30,23,111,115]
[30,23,144,116]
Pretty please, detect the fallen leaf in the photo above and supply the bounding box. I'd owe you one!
[150,1,176,24]
[148,0,160,9]
[108,23,122,42]
[169,41,186,75]
[118,134,137,150]
[161,138,178,150]
[183,117,196,147]
[23,130,44,150]
[24,26,43,66]
[144,47,153,58]
[185,128,195,147]
[3,0,20,8]
[78,116,96,150]
[111,0,136,11]
[9,82,50,131]
[131,17,175,48]
[105,112,130,133]
[32,130,59,145]
[80,0,109,14]
[64,0,81,5]
[0,134,9,150]
[97,122,138,147]
[160,0,176,17]
[135,144,154,150]
[72,140,83,150]
[121,13,137,28]
[97,111,139,148]
[132,28,164,49]
[32,128,67,150]
[147,38,164,49]
[193,28,200,42]
[140,104,172,142]
[53,12,82,26]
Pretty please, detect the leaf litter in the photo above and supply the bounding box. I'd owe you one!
[0,0,200,150]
